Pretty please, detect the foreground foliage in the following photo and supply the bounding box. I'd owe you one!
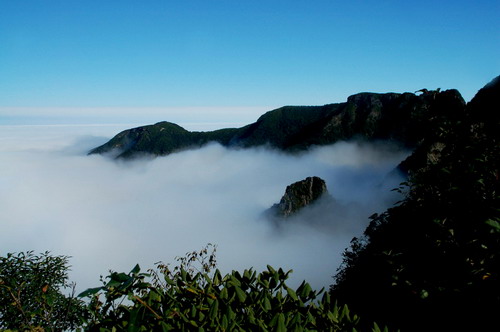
[0,251,85,331]
[79,245,367,331]
[1,247,383,331]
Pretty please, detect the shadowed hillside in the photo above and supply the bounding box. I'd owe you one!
[331,75,500,331]
[89,90,465,159]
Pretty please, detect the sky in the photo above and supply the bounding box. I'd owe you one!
[0,0,499,125]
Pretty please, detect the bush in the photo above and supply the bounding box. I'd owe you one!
[0,251,86,331]
[79,245,366,331]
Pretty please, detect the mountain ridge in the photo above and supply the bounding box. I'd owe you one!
[88,89,465,159]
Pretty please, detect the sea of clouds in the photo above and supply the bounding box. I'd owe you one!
[0,123,408,292]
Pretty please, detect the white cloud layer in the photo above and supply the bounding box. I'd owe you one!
[0,124,408,292]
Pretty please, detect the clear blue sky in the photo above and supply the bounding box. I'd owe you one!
[0,0,498,124]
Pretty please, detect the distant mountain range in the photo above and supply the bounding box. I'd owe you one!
[88,88,466,162]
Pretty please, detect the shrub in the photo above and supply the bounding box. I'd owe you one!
[0,251,86,331]
[79,245,365,331]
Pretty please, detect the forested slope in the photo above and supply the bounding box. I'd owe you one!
[331,76,500,331]
[89,90,466,159]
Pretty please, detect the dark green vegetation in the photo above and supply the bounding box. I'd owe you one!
[331,76,500,331]
[1,246,383,331]
[0,251,85,331]
[89,89,465,159]
[89,122,239,159]
[79,245,367,331]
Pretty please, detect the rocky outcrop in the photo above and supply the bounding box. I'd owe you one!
[270,176,329,218]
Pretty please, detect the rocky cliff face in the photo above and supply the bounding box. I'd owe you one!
[88,89,466,159]
[270,176,329,218]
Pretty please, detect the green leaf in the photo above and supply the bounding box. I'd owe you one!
[160,322,171,332]
[286,286,298,301]
[235,286,247,303]
[258,319,269,331]
[321,292,331,305]
[212,270,221,285]
[276,313,286,332]
[230,274,242,287]
[247,309,256,324]
[222,314,228,329]
[130,264,141,275]
[78,286,103,298]
[136,282,151,290]
[111,272,129,282]
[190,305,197,318]
[299,283,312,300]
[164,275,175,286]
[263,296,272,311]
[340,305,350,320]
[209,299,219,320]
[486,219,500,232]
[332,301,339,317]
[290,312,302,327]
[327,311,339,323]
[106,279,122,288]
[220,287,228,300]
[306,311,315,325]
[226,306,236,321]
[118,276,135,292]
[128,308,140,332]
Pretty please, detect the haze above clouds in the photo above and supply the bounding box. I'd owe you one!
[0,125,407,291]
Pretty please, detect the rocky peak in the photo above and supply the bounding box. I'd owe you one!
[272,176,328,218]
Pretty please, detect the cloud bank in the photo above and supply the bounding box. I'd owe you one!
[0,125,408,292]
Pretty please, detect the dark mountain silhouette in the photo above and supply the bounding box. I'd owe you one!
[89,89,465,159]
[330,75,500,331]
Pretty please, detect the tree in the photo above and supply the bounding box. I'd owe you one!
[0,251,86,331]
